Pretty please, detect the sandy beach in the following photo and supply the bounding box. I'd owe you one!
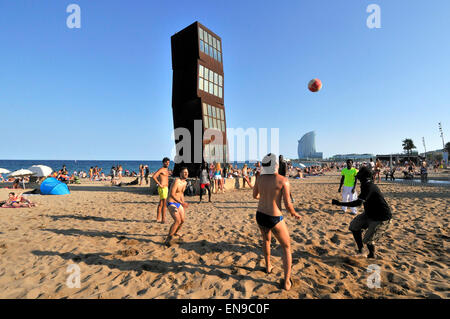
[0,173,448,299]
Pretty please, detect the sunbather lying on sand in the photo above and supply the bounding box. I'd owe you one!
[1,192,36,208]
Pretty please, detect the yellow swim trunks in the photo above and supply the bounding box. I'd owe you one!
[157,186,168,200]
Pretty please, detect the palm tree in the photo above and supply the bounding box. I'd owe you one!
[402,138,416,159]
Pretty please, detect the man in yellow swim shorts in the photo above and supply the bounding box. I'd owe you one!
[152,157,171,223]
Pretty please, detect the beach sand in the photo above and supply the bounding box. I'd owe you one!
[0,173,448,299]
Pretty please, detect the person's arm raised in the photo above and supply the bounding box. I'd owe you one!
[282,179,300,219]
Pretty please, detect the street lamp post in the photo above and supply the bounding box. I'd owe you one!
[438,122,445,149]
[439,122,447,167]
[422,137,427,161]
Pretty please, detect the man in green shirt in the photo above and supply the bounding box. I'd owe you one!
[338,159,358,215]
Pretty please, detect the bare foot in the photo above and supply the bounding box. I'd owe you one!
[164,236,172,247]
[352,249,365,258]
[266,265,273,274]
[283,278,293,291]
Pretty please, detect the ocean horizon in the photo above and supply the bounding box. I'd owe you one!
[0,159,320,175]
[0,159,283,175]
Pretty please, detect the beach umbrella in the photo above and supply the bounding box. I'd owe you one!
[8,169,36,189]
[0,168,10,174]
[28,165,53,177]
[8,169,35,177]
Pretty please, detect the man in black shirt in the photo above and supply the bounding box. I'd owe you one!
[331,166,392,258]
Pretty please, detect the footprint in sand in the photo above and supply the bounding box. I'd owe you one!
[118,248,139,257]
[309,246,328,256]
[330,234,340,245]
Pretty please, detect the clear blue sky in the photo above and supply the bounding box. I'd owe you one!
[1,0,449,160]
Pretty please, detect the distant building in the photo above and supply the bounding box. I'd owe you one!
[330,154,375,161]
[419,149,445,158]
[297,131,323,159]
[376,153,424,165]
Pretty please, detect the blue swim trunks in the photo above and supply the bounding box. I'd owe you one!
[167,202,181,209]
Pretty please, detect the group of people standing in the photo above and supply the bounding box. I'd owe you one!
[138,164,150,186]
[110,165,123,185]
[150,154,393,291]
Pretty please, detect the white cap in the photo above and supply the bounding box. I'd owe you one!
[261,153,278,175]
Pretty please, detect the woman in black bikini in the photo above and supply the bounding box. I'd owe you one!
[253,153,301,291]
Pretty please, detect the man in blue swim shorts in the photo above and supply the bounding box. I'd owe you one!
[165,167,189,247]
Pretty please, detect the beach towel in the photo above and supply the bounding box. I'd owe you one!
[1,205,30,208]
[0,201,33,208]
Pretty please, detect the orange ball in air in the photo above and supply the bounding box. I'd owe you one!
[308,78,322,92]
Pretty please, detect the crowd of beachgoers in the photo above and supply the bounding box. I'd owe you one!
[0,155,448,298]
[0,158,446,189]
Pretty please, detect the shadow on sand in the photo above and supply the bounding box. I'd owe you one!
[68,185,151,195]
[384,191,450,199]
[40,228,164,242]
[47,214,155,224]
[31,247,278,289]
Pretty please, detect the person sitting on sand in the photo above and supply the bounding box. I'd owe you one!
[164,167,189,247]
[253,153,301,291]
[331,166,392,259]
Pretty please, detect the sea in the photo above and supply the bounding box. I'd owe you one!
[0,159,315,175]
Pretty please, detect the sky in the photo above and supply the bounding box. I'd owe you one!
[0,0,449,160]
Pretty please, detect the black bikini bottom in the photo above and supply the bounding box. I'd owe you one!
[256,211,283,229]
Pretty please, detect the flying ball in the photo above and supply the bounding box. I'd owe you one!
[308,78,322,92]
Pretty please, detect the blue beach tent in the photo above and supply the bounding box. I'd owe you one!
[40,178,70,195]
